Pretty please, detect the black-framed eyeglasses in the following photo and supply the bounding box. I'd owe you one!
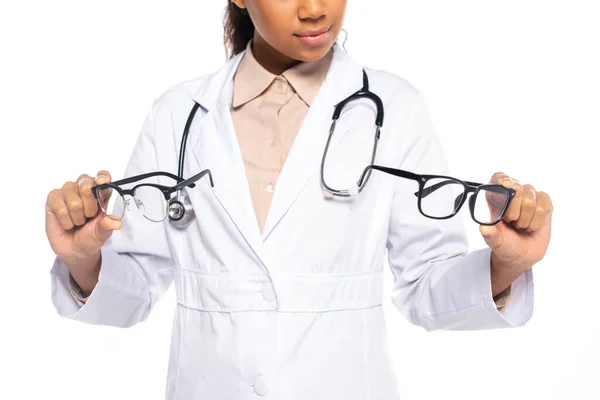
[358,165,516,226]
[91,170,213,222]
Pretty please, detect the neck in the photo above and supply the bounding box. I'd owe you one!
[251,36,301,75]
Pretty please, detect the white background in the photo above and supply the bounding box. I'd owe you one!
[1,1,598,399]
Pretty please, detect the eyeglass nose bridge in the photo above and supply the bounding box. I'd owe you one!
[122,194,134,212]
[468,192,476,213]
[133,196,146,213]
[122,194,150,212]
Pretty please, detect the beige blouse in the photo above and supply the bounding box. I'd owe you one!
[231,40,332,232]
[70,40,510,310]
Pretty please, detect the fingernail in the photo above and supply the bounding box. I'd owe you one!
[78,177,93,187]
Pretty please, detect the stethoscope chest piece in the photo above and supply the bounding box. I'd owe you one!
[168,189,195,229]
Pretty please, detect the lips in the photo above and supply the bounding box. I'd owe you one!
[295,26,332,37]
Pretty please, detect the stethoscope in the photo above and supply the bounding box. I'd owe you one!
[169,69,384,230]
[321,69,384,197]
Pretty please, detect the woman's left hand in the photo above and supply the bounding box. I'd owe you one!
[479,172,554,279]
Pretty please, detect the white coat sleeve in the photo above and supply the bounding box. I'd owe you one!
[387,92,534,331]
[49,104,174,328]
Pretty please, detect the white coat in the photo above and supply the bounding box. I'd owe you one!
[50,44,534,399]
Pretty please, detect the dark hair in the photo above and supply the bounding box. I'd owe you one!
[224,3,255,59]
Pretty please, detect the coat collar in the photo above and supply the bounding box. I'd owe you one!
[187,45,365,270]
[191,44,362,113]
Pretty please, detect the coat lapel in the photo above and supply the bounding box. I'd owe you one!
[260,46,365,239]
[187,53,270,269]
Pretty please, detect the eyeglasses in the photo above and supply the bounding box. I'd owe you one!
[91,170,213,222]
[358,165,516,225]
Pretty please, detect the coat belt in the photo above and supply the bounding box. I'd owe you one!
[174,268,384,312]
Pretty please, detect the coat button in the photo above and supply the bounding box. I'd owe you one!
[253,376,270,396]
[262,284,276,302]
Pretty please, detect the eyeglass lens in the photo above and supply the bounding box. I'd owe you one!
[420,178,510,224]
[420,178,464,218]
[97,185,168,222]
[97,186,124,220]
[134,186,168,222]
[472,186,510,225]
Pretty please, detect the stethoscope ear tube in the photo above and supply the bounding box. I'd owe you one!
[322,70,383,198]
[169,102,201,228]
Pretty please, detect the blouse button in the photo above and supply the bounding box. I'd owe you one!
[267,183,274,194]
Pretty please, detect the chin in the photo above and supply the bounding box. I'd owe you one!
[292,43,336,62]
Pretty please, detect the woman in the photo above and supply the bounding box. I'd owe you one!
[45,1,553,399]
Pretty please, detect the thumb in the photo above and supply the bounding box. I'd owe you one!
[85,213,122,248]
[96,214,122,238]
[479,223,504,251]
[72,213,122,257]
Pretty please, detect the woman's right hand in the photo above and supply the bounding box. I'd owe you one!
[45,171,123,266]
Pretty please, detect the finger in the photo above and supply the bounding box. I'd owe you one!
[93,170,113,211]
[514,184,537,229]
[76,174,98,218]
[489,172,509,185]
[503,180,524,222]
[46,189,74,230]
[62,181,86,226]
[95,170,111,185]
[490,172,521,187]
[527,191,553,232]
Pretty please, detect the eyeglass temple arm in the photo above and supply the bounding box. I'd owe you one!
[173,169,214,191]
[358,165,420,187]
[109,171,197,189]
[360,164,512,201]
